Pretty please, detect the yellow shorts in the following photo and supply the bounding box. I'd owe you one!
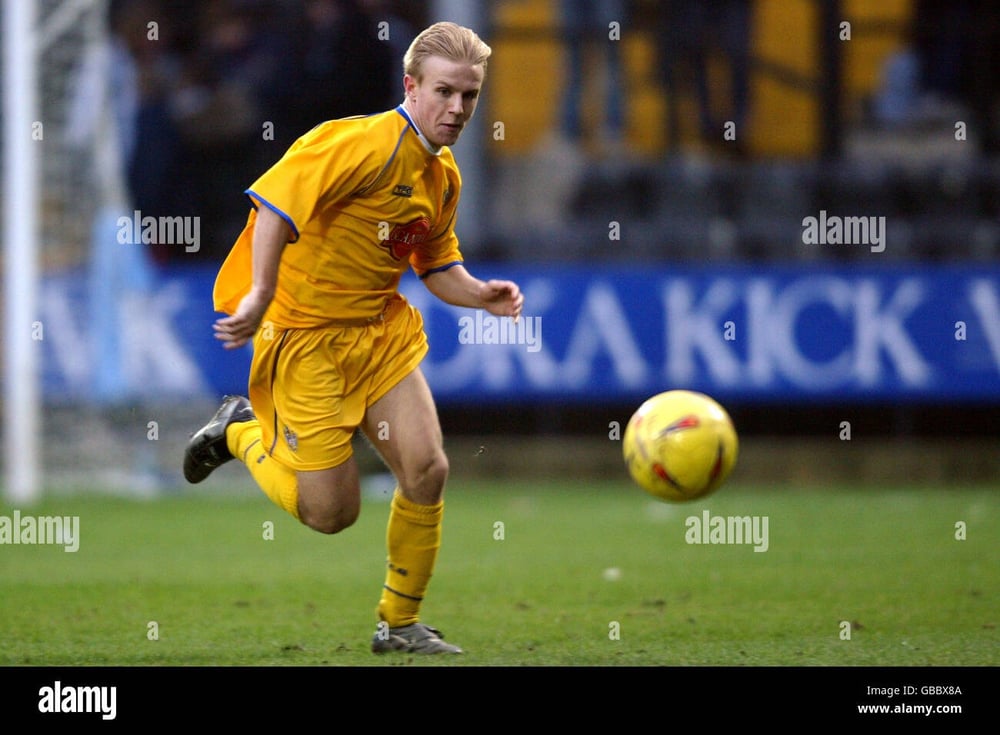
[248,295,427,472]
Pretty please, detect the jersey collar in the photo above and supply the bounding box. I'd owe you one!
[396,104,443,156]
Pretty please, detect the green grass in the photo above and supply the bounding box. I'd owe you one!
[0,480,996,667]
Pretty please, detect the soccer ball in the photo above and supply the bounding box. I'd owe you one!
[622,390,739,503]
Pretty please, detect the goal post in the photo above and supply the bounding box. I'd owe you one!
[3,0,41,505]
[4,0,113,504]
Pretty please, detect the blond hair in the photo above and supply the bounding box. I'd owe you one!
[403,21,492,80]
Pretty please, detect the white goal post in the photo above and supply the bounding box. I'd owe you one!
[3,0,41,505]
[4,0,112,504]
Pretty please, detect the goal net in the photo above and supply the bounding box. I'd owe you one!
[3,0,186,502]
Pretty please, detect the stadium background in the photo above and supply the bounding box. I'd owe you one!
[3,0,999,499]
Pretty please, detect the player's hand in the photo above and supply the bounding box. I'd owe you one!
[480,279,523,321]
[213,288,273,350]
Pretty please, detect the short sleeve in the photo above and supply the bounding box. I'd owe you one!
[246,119,381,242]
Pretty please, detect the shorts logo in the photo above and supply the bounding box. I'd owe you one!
[381,216,430,260]
[283,426,298,452]
[392,184,413,198]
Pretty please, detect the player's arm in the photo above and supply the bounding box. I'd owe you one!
[213,206,290,349]
[422,264,523,320]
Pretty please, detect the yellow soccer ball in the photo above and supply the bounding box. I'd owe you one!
[623,390,739,503]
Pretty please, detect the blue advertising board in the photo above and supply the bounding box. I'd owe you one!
[39,262,1000,405]
[403,262,1000,404]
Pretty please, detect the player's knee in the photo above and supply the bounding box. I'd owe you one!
[299,505,359,535]
[424,449,450,488]
[295,464,361,534]
[296,487,361,534]
[401,449,449,500]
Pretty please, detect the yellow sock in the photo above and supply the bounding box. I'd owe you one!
[226,419,300,519]
[377,489,443,628]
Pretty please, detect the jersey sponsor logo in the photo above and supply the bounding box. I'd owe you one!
[392,184,414,198]
[381,216,431,260]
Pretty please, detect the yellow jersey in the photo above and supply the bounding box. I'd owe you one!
[213,106,464,327]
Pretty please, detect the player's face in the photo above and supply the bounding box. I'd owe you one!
[404,55,484,149]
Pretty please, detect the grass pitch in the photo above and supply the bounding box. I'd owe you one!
[1,479,995,668]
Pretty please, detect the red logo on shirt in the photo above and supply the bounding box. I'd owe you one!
[381,217,431,260]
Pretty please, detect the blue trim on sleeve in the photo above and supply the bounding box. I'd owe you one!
[245,190,300,242]
[418,261,463,279]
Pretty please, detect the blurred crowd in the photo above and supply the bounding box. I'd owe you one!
[105,0,424,264]
[877,0,1000,150]
[99,0,1000,266]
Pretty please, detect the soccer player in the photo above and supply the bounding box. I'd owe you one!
[183,21,522,654]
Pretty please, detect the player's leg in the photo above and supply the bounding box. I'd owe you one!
[363,367,448,507]
[224,410,300,518]
[183,388,306,520]
[186,399,363,533]
[190,324,366,532]
[215,408,362,533]
[363,367,449,617]
[361,367,461,653]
